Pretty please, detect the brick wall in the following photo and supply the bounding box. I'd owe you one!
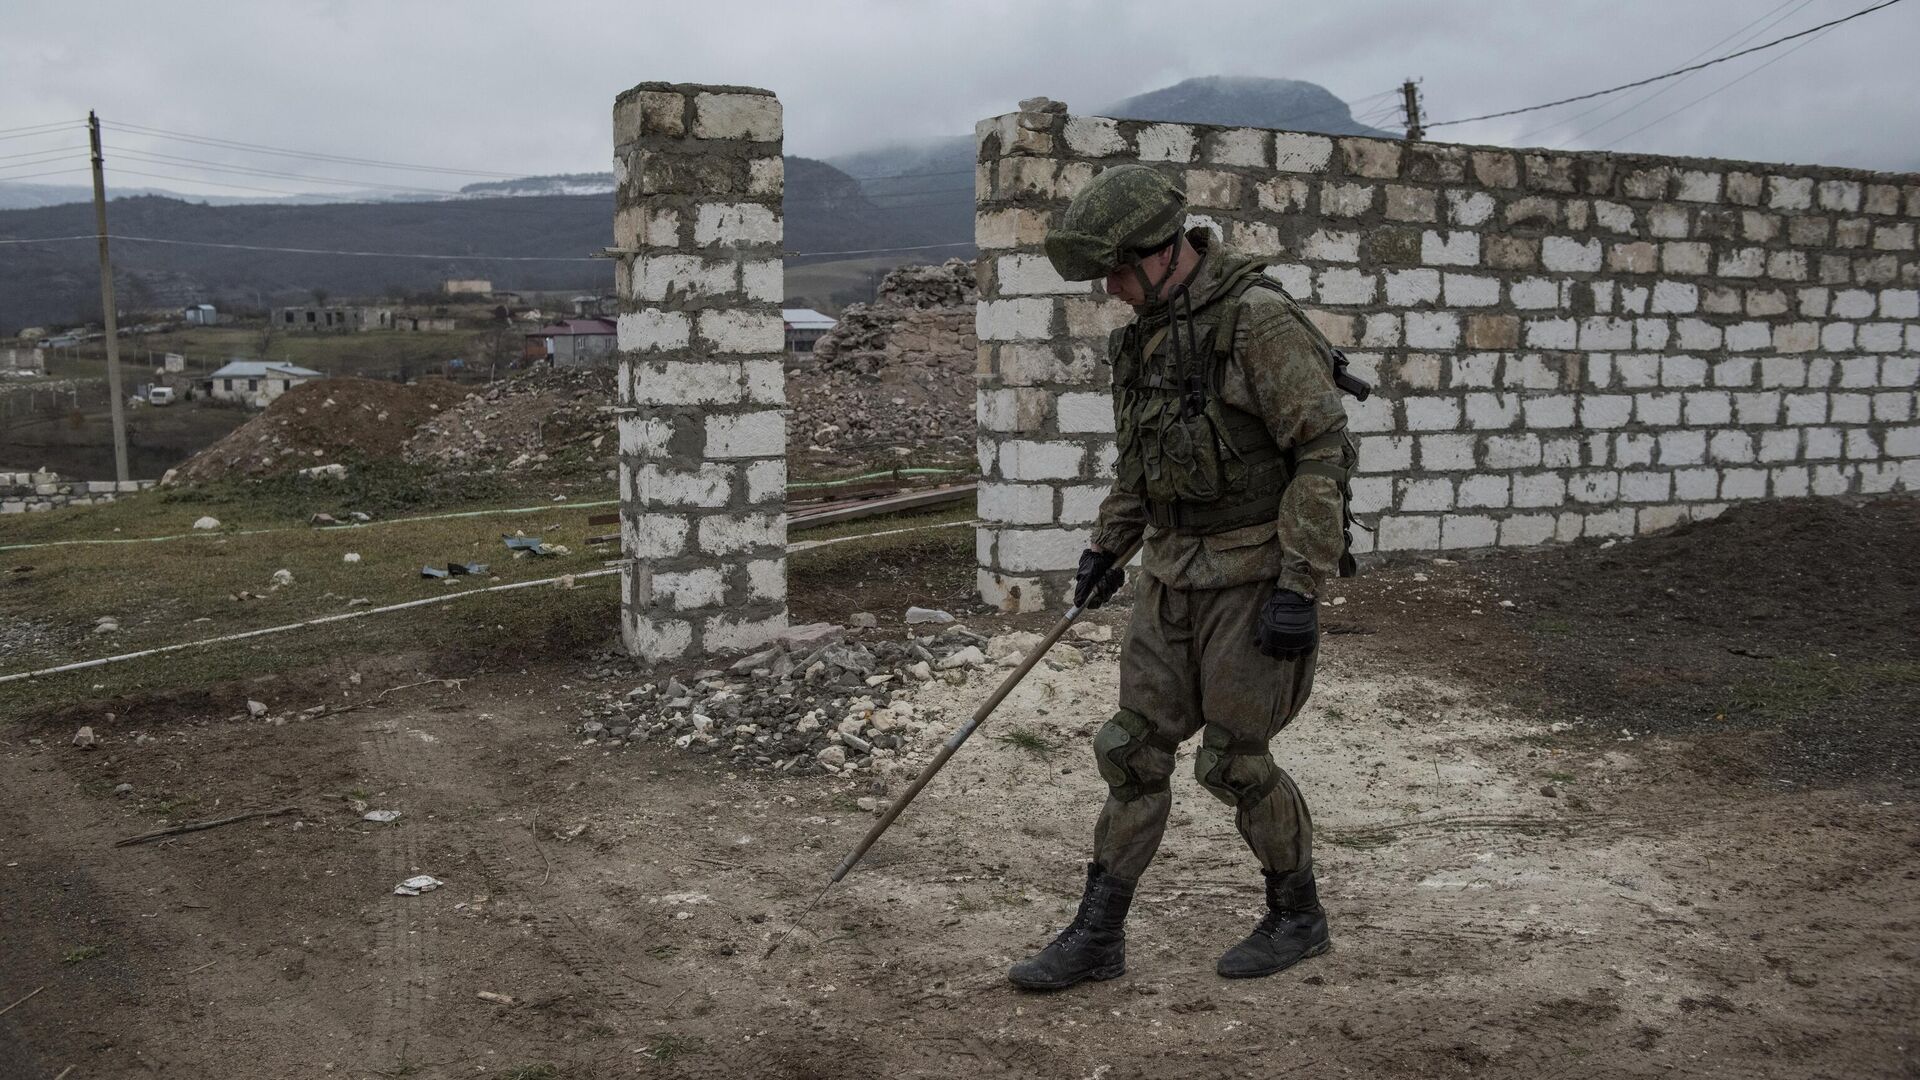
[1,470,156,514]
[611,82,788,661]
[973,99,1920,611]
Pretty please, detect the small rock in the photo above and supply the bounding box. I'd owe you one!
[855,796,881,812]
[271,568,294,588]
[246,700,269,718]
[1068,623,1113,643]
[907,661,933,682]
[192,516,220,531]
[987,631,1044,661]
[346,597,372,608]
[780,622,843,649]
[935,645,985,671]
[363,809,402,823]
[1539,784,1559,798]
[93,620,119,634]
[730,646,782,673]
[343,552,361,564]
[1045,643,1086,667]
[905,606,955,625]
[817,745,848,767]
[113,783,133,796]
[71,726,99,750]
[849,612,879,629]
[393,875,443,896]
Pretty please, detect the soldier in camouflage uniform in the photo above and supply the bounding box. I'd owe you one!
[1008,164,1360,991]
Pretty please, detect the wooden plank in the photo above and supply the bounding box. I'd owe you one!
[788,483,975,530]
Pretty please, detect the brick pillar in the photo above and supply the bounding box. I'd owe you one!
[973,98,1129,612]
[612,82,787,662]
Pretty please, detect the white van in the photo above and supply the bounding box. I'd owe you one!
[147,386,176,406]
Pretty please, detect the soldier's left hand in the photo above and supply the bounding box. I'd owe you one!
[1254,588,1317,659]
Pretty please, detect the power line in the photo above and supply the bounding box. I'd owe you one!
[1515,0,1808,143]
[0,119,80,136]
[106,146,464,196]
[1597,20,1848,149]
[1552,0,1819,147]
[0,231,973,261]
[1427,0,1907,128]
[102,119,527,178]
[0,167,91,184]
[0,144,87,162]
[0,121,83,141]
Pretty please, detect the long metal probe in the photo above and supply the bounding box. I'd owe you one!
[764,538,1141,959]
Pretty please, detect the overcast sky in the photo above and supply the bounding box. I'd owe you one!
[5,0,1916,199]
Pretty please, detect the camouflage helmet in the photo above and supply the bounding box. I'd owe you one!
[1043,164,1188,281]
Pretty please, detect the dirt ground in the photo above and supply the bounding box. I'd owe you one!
[2,497,1916,1079]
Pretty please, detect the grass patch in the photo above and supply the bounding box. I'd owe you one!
[640,1034,702,1063]
[994,726,1059,759]
[1726,658,1920,720]
[62,944,106,964]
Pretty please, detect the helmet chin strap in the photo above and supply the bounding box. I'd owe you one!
[1129,232,1185,313]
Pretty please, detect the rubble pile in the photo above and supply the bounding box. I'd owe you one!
[404,366,616,474]
[574,618,1110,778]
[792,261,977,456]
[168,378,471,484]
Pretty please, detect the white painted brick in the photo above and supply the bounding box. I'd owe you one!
[1581,395,1634,428]
[697,310,784,353]
[1273,133,1333,172]
[1579,317,1634,349]
[1821,323,1856,352]
[1817,179,1862,212]
[1446,190,1495,227]
[1484,434,1541,468]
[692,92,781,140]
[1500,513,1556,546]
[1376,515,1441,551]
[693,203,780,246]
[1675,319,1722,350]
[1421,434,1476,470]
[618,416,673,457]
[1464,393,1520,429]
[1361,313,1402,347]
[654,566,727,609]
[978,482,1054,525]
[1810,463,1853,495]
[1443,274,1501,307]
[1398,477,1453,511]
[1830,393,1871,424]
[1135,123,1196,162]
[996,254,1083,296]
[1885,356,1919,387]
[1405,312,1461,349]
[623,611,693,662]
[1421,231,1480,266]
[746,558,786,603]
[1805,427,1843,459]
[742,359,783,404]
[977,298,1053,341]
[1510,278,1559,309]
[1757,429,1801,462]
[1525,319,1577,349]
[1832,289,1876,318]
[1783,393,1828,425]
[631,254,736,302]
[1615,354,1660,388]
[1675,170,1722,202]
[997,527,1085,572]
[1770,466,1810,497]
[626,513,690,559]
[1708,430,1755,463]
[1859,323,1905,352]
[1658,430,1706,466]
[1760,356,1809,387]
[1768,176,1814,210]
[1673,468,1719,501]
[1063,116,1127,156]
[1316,268,1377,304]
[1541,236,1602,272]
[1724,322,1771,352]
[1346,394,1395,433]
[1456,475,1510,508]
[1522,395,1576,428]
[1349,477,1392,515]
[742,259,781,303]
[632,360,741,404]
[977,387,1050,432]
[1720,468,1768,500]
[745,459,786,502]
[1683,391,1732,425]
[1404,396,1461,431]
[1543,437,1583,467]
[1386,269,1442,305]
[1513,473,1566,508]
[617,310,691,352]
[705,610,789,654]
[697,513,784,555]
[1885,426,1920,457]
[749,157,783,197]
[1056,392,1114,434]
[1207,127,1269,166]
[705,411,785,458]
[1585,509,1636,538]
[1302,230,1360,262]
[1264,263,1313,296]
[1732,391,1782,425]
[1569,471,1619,504]
[636,462,734,508]
[1441,514,1498,549]
[1874,392,1914,422]
[1880,289,1920,319]
[1059,485,1109,524]
[1451,353,1500,388]
[1357,435,1413,472]
[1619,471,1671,502]
[1714,357,1758,387]
[999,440,1084,480]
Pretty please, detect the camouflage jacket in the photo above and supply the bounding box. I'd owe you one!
[1091,231,1355,596]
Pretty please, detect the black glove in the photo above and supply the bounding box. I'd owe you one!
[1072,548,1127,610]
[1254,588,1318,659]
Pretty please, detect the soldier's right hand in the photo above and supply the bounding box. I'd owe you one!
[1073,547,1127,610]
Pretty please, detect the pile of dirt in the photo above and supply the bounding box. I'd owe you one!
[792,261,977,460]
[403,365,616,474]
[165,378,471,484]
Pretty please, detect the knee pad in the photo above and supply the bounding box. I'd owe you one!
[1092,709,1178,802]
[1194,726,1281,809]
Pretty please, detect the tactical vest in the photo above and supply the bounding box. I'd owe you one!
[1110,261,1365,574]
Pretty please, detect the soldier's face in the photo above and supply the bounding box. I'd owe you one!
[1104,245,1176,307]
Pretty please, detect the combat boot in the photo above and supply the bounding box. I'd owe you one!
[1216,866,1329,978]
[1007,863,1136,991]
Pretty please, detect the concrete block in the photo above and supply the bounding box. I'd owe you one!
[1058,484,1109,524]
[1205,127,1269,166]
[997,527,1084,572]
[692,92,781,140]
[1683,391,1732,425]
[697,310,784,353]
[1135,123,1196,162]
[998,440,1084,481]
[1440,514,1498,550]
[1421,231,1479,266]
[1581,394,1634,429]
[1403,396,1461,431]
[745,459,786,502]
[1443,274,1501,307]
[977,298,1054,341]
[1273,133,1333,172]
[697,513,783,555]
[1568,471,1619,504]
[617,310,691,352]
[1302,230,1360,262]
[1375,515,1441,551]
[1673,468,1719,501]
[653,566,728,610]
[626,513,690,559]
[705,411,785,458]
[1619,471,1671,502]
[632,360,741,405]
[636,463,733,508]
[1055,392,1114,434]
[1456,475,1510,509]
[1541,236,1603,273]
[1484,434,1541,469]
[1464,393,1520,429]
[1513,472,1567,508]
[704,610,789,654]
[1719,468,1768,500]
[1708,430,1755,464]
[977,387,1051,432]
[1063,115,1126,156]
[693,203,780,246]
[1420,433,1476,470]
[622,611,693,662]
[1316,268,1377,304]
[1385,269,1442,306]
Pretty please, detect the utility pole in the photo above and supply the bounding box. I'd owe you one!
[87,111,130,483]
[1401,79,1424,142]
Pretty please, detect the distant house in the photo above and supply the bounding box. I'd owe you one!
[783,308,836,354]
[526,318,617,367]
[570,294,617,317]
[183,304,219,326]
[445,278,493,295]
[272,305,394,333]
[205,360,324,406]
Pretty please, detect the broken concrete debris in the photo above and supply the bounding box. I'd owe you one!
[72,726,99,749]
[394,875,443,896]
[575,621,1116,777]
[192,516,220,531]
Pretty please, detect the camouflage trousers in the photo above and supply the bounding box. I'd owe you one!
[1092,574,1317,882]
